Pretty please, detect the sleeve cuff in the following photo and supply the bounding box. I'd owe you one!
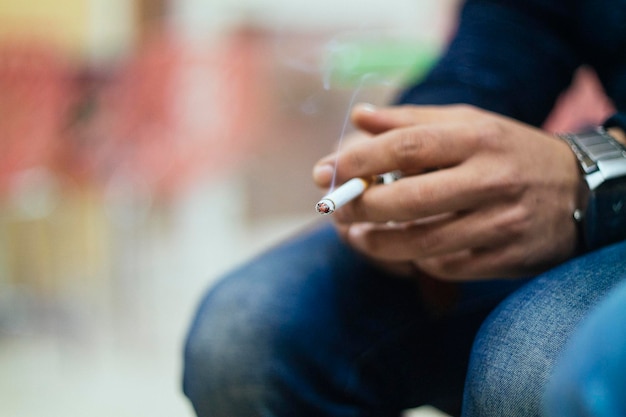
[603,112,626,131]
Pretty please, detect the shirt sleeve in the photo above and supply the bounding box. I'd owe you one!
[397,0,584,127]
[604,112,626,132]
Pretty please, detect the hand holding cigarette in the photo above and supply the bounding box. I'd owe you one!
[312,103,582,280]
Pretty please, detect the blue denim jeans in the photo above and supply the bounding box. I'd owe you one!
[183,223,626,417]
[543,275,626,417]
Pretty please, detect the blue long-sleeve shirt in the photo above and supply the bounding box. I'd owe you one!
[398,0,626,128]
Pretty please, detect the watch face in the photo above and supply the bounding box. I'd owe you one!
[590,179,626,247]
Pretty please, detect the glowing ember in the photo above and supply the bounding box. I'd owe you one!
[316,201,332,214]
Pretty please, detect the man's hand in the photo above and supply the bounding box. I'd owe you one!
[313,104,585,280]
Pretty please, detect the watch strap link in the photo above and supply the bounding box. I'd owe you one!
[558,127,626,251]
[558,128,626,190]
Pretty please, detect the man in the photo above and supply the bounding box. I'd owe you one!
[184,0,626,415]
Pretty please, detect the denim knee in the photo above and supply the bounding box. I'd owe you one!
[462,242,626,417]
[543,278,626,417]
[183,271,279,417]
[182,224,373,417]
[461,286,560,417]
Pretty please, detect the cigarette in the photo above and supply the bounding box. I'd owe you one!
[315,172,400,215]
[316,178,368,215]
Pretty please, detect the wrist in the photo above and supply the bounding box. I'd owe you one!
[604,112,626,144]
[608,127,626,145]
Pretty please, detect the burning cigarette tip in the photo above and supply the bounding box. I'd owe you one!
[315,177,368,216]
[316,199,335,215]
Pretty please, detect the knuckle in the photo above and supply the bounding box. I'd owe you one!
[412,230,445,256]
[480,171,526,200]
[498,206,531,238]
[474,119,503,150]
[391,129,426,170]
[346,149,368,173]
[450,103,478,118]
[472,151,525,199]
[396,184,435,218]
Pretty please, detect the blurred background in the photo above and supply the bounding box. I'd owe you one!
[0,1,458,416]
[0,1,613,416]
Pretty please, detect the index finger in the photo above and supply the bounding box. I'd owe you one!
[351,103,481,134]
[335,166,483,223]
[325,121,481,185]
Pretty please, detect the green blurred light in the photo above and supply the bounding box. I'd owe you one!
[323,39,439,88]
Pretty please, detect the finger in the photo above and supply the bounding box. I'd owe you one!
[335,221,418,276]
[351,103,481,134]
[313,131,372,188]
[327,122,481,185]
[415,245,530,281]
[346,207,522,261]
[312,162,336,188]
[335,166,488,223]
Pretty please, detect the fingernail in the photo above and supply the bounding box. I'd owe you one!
[313,164,335,183]
[354,102,378,113]
[348,223,371,240]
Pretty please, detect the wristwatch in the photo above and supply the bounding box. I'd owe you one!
[558,127,626,250]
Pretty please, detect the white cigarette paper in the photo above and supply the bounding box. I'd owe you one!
[316,178,369,215]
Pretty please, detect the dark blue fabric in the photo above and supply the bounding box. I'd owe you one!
[398,0,626,127]
[604,112,626,131]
